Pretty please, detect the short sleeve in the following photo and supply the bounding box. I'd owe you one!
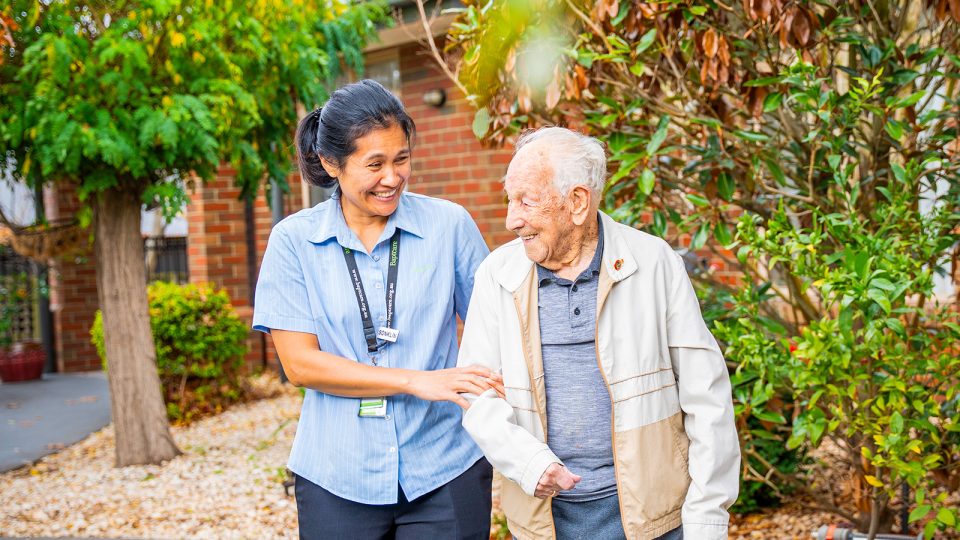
[252,225,316,335]
[453,206,490,321]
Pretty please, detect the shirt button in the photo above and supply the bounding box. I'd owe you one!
[385,414,391,420]
[375,282,383,289]
[389,446,396,453]
[378,315,385,321]
[572,285,578,292]
[373,255,380,262]
[574,307,581,316]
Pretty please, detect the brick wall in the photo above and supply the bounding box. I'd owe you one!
[46,186,101,372]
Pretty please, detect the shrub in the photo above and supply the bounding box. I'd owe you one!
[91,281,249,423]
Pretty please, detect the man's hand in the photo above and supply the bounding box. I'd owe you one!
[534,463,581,499]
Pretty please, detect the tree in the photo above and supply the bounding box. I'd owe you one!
[430,0,960,535]
[0,0,385,466]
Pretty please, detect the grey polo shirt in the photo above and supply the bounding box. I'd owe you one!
[536,216,616,501]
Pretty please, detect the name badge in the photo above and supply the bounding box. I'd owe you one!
[377,327,399,342]
[359,397,387,417]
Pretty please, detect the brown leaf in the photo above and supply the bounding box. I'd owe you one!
[607,0,620,18]
[700,58,712,86]
[504,49,516,73]
[935,0,948,21]
[748,87,767,118]
[791,8,813,48]
[575,64,589,89]
[518,84,532,114]
[565,74,581,101]
[702,28,719,58]
[718,35,731,66]
[778,9,794,49]
[545,71,562,109]
[951,0,960,20]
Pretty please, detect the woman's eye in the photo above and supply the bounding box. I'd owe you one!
[368,162,382,169]
[395,156,409,164]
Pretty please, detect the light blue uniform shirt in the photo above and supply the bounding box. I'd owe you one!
[252,191,489,504]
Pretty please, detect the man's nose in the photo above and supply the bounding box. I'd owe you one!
[505,204,524,232]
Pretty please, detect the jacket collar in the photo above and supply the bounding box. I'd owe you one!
[307,190,424,248]
[494,211,639,293]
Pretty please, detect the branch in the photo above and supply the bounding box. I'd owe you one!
[413,0,471,102]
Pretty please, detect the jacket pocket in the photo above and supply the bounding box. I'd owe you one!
[614,412,691,535]
[498,471,554,539]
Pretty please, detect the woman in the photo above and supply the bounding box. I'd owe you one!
[253,79,501,539]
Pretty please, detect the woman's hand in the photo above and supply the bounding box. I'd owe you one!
[406,365,505,409]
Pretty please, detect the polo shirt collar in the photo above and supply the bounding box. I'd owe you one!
[308,189,424,248]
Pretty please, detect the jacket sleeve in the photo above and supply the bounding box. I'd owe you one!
[457,260,561,496]
[666,252,741,540]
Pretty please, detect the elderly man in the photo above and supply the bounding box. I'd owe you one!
[458,127,740,540]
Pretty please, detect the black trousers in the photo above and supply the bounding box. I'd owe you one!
[295,458,493,540]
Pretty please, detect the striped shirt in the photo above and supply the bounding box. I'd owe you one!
[252,190,489,504]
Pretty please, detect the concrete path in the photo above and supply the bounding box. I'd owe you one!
[0,371,111,472]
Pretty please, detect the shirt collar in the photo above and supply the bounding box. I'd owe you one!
[536,213,604,286]
[308,189,424,248]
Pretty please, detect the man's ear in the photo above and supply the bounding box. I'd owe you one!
[568,185,593,226]
[319,157,340,179]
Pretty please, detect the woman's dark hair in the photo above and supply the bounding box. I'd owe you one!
[295,79,417,188]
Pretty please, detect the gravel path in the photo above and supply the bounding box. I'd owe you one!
[0,393,301,539]
[1,389,954,539]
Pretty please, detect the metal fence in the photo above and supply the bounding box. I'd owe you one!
[0,245,41,343]
[144,237,188,284]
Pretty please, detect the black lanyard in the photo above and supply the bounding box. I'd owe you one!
[341,230,401,353]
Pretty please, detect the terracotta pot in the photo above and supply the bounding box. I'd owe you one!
[0,341,45,383]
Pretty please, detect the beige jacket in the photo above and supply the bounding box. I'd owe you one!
[458,212,740,540]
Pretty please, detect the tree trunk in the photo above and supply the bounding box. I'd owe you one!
[94,186,180,466]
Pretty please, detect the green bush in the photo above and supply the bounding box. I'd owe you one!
[91,281,249,423]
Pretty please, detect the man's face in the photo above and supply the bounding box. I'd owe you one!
[503,147,576,269]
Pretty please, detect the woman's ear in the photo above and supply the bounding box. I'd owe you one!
[319,157,339,179]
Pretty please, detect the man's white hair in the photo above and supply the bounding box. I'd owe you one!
[513,127,607,201]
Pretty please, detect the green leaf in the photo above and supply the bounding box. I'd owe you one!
[909,505,931,523]
[753,410,786,424]
[472,108,490,139]
[639,168,655,195]
[733,129,770,143]
[744,76,781,87]
[689,6,707,15]
[937,507,956,527]
[867,289,892,314]
[890,411,904,433]
[762,92,783,113]
[714,221,732,246]
[636,29,657,54]
[870,278,896,292]
[764,159,787,186]
[689,224,709,250]
[646,116,669,156]
[717,172,735,201]
[893,90,925,109]
[885,120,904,141]
[686,193,710,207]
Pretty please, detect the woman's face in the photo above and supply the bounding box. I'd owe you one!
[322,124,411,222]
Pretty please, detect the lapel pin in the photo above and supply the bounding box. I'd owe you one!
[614,259,624,271]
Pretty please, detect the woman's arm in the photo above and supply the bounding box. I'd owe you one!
[272,329,504,409]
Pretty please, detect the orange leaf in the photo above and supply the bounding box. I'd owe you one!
[702,28,719,58]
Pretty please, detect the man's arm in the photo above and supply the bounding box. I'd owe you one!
[666,252,741,540]
[458,261,563,496]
